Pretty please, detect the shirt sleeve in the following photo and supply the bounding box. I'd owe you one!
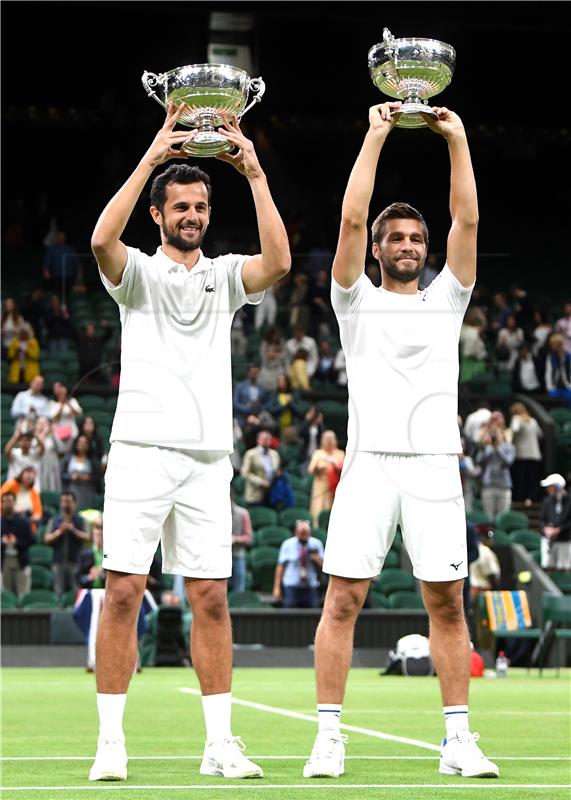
[278,540,290,565]
[423,263,474,316]
[226,254,265,314]
[98,246,144,307]
[330,273,368,320]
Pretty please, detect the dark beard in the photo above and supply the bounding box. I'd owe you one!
[163,224,204,252]
[382,258,424,284]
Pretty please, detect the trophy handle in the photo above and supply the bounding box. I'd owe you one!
[240,77,266,117]
[142,71,167,110]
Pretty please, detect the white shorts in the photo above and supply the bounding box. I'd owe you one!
[323,452,468,582]
[102,441,233,578]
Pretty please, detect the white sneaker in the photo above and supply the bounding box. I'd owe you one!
[200,736,263,778]
[439,732,499,778]
[88,738,128,781]
[303,733,347,778]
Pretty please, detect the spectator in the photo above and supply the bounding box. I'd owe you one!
[272,519,324,608]
[496,314,524,372]
[230,493,253,593]
[4,427,44,488]
[509,402,543,506]
[418,253,440,290]
[288,272,310,330]
[463,400,491,451]
[459,442,481,513]
[491,291,512,333]
[469,528,501,603]
[241,430,281,506]
[43,229,80,293]
[44,490,89,595]
[10,375,51,422]
[285,324,318,390]
[532,310,553,356]
[555,301,571,354]
[266,373,301,433]
[49,381,83,452]
[44,294,76,354]
[254,283,278,331]
[459,308,487,382]
[233,364,270,428]
[230,308,248,358]
[1,491,34,598]
[511,342,542,394]
[307,430,345,528]
[35,416,63,494]
[544,333,571,406]
[314,340,336,384]
[77,321,113,385]
[299,405,325,466]
[508,283,535,339]
[79,415,106,462]
[1,298,27,360]
[259,328,287,391]
[7,324,40,385]
[1,466,43,534]
[475,411,516,520]
[539,473,571,571]
[76,516,106,589]
[62,435,100,510]
[21,287,47,346]
[308,269,333,339]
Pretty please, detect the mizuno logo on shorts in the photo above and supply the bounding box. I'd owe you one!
[450,561,463,570]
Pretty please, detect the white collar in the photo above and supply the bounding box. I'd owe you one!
[155,246,210,275]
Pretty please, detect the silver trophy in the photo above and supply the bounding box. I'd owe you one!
[368,28,455,128]
[142,63,265,157]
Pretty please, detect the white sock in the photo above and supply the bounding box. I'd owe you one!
[96,693,127,742]
[443,705,469,740]
[317,704,342,736]
[202,692,232,742]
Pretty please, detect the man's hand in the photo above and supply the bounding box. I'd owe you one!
[215,116,264,180]
[422,107,466,139]
[368,102,402,136]
[142,103,194,168]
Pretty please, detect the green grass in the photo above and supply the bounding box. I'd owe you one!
[1,667,570,799]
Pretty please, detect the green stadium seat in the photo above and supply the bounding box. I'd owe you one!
[384,550,400,569]
[288,474,307,492]
[61,589,79,608]
[76,394,106,410]
[387,591,425,610]
[1,589,18,608]
[40,491,61,508]
[250,546,279,592]
[549,572,571,595]
[375,569,416,596]
[368,591,389,609]
[509,529,542,551]
[318,510,331,530]
[248,507,278,530]
[19,590,59,608]
[549,408,571,426]
[311,527,327,545]
[278,444,301,467]
[278,507,312,530]
[490,528,511,546]
[256,525,291,547]
[227,590,266,609]
[293,490,310,508]
[30,564,54,590]
[495,510,529,532]
[231,475,245,495]
[467,510,492,525]
[86,410,112,427]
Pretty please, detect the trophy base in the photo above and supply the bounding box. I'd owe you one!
[392,102,437,129]
[181,131,233,157]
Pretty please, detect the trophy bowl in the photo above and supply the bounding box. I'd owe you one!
[368,28,455,128]
[142,63,265,157]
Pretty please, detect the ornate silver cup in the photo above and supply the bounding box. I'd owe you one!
[142,63,265,157]
[368,28,455,128]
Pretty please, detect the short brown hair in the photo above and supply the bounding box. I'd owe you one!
[371,202,429,247]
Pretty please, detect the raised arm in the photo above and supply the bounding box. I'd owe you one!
[216,117,291,294]
[332,103,400,289]
[424,107,478,288]
[91,103,193,286]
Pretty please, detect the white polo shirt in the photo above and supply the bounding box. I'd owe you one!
[331,264,473,454]
[100,245,263,452]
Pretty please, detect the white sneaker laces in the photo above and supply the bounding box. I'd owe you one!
[313,733,348,759]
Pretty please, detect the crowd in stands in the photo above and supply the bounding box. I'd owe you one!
[1,245,570,616]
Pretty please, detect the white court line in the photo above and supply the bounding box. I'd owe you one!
[2,784,570,791]
[1,755,569,762]
[179,687,440,752]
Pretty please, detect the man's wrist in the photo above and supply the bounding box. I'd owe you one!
[247,170,267,185]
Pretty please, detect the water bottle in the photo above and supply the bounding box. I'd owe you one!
[495,651,509,678]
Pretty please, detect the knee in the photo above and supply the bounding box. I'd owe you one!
[424,583,465,625]
[189,581,228,624]
[105,580,143,617]
[324,586,363,625]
